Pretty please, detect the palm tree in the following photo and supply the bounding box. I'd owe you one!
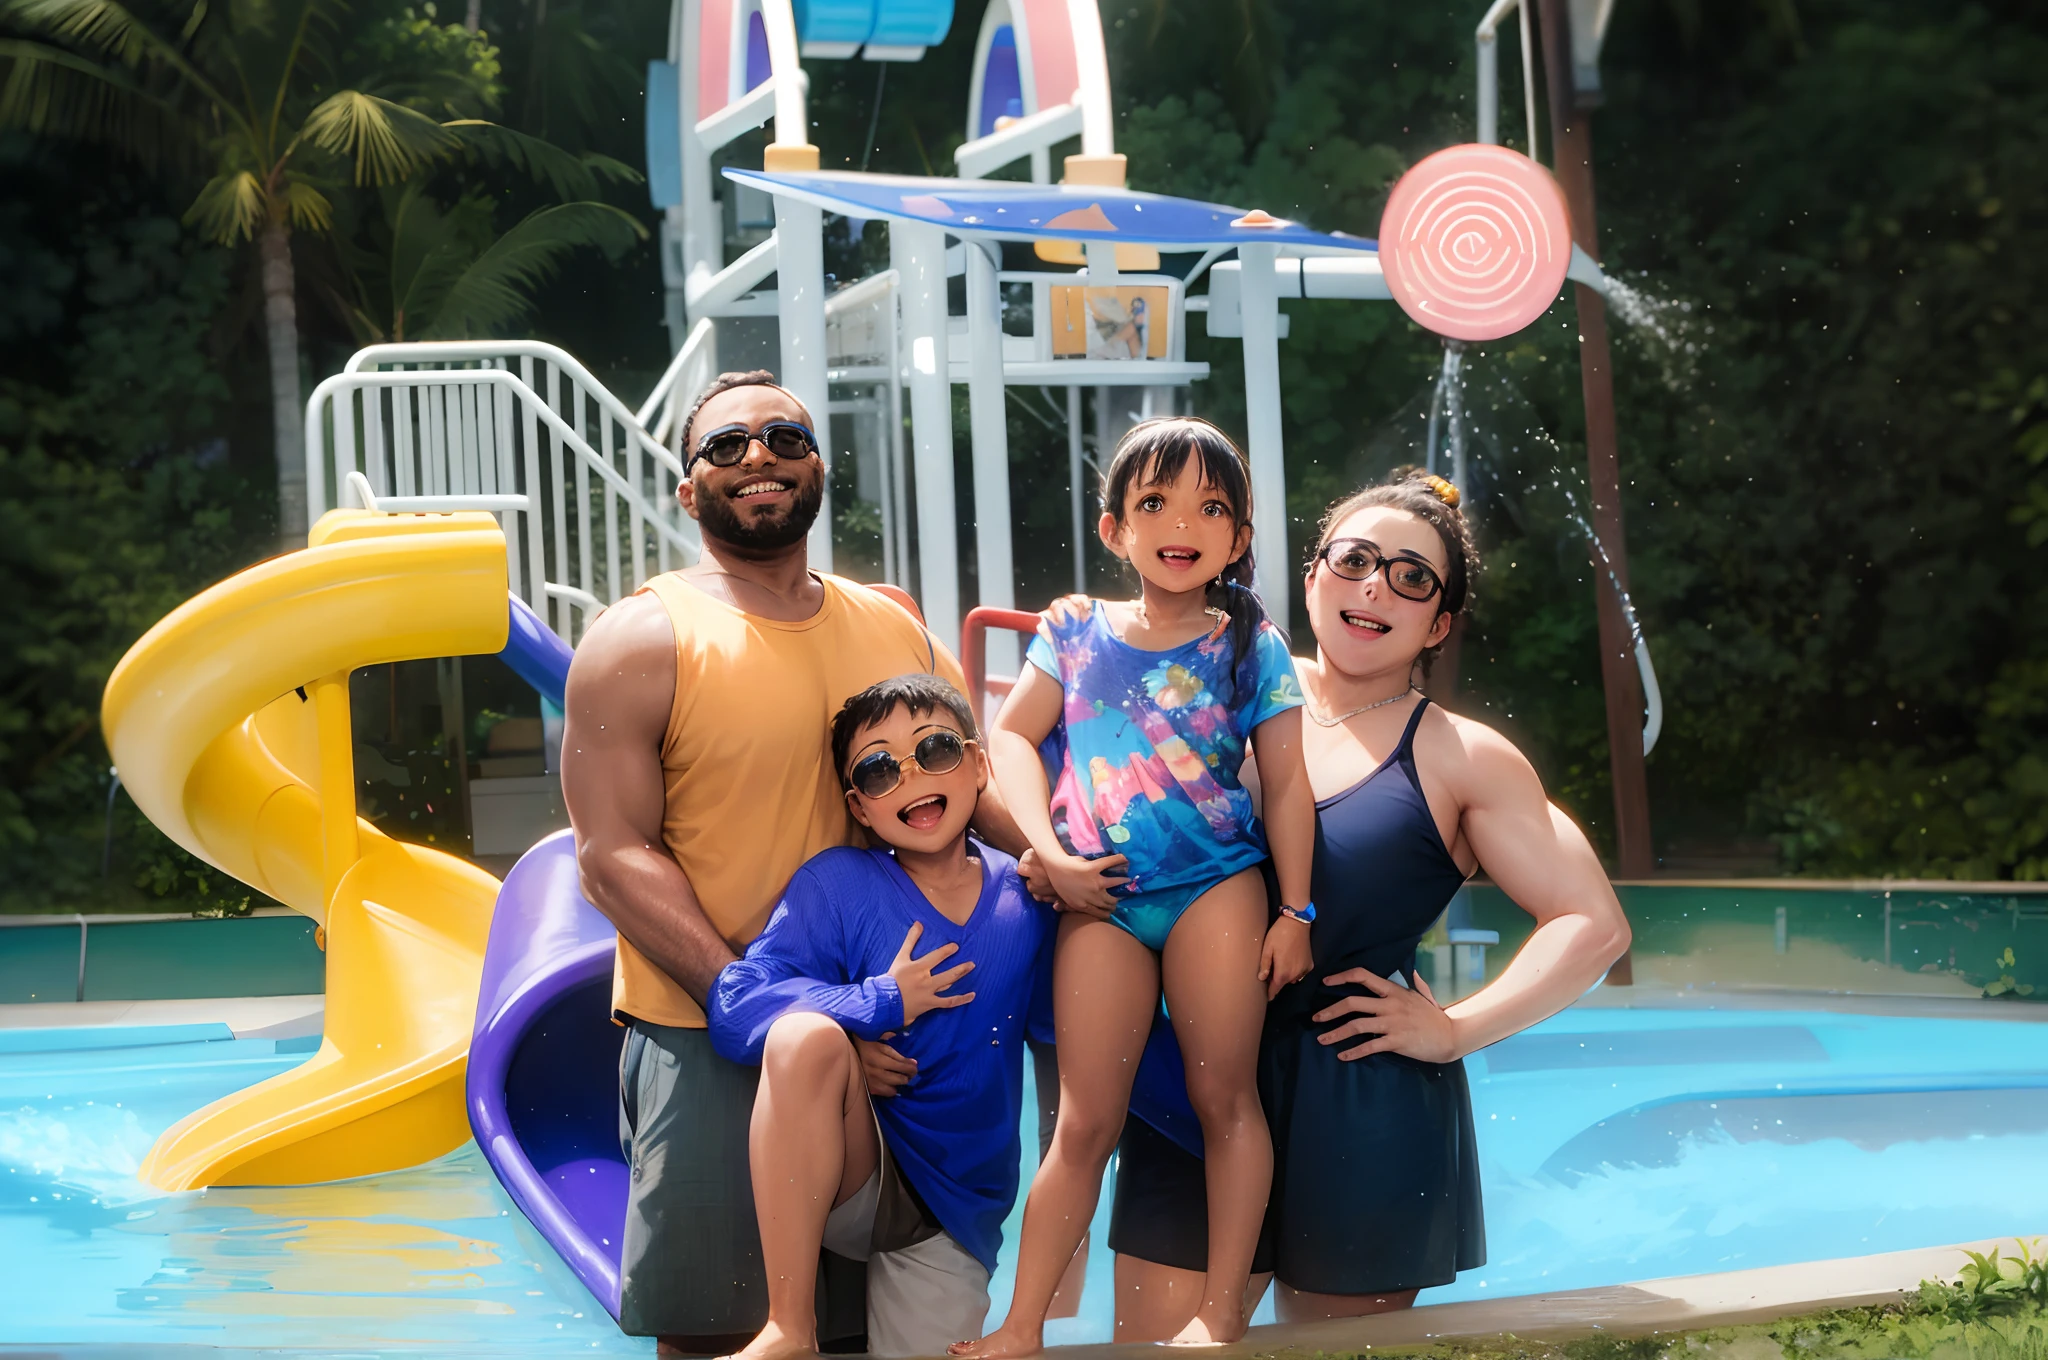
[329,181,645,343]
[0,0,618,539]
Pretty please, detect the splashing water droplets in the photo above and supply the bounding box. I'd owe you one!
[1602,274,1706,391]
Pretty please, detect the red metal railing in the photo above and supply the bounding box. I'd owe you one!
[961,606,1042,728]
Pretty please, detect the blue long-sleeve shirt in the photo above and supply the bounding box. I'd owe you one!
[708,841,1054,1273]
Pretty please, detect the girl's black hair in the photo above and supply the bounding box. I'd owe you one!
[1099,416,1276,683]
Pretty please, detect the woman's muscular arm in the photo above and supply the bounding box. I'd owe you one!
[561,593,737,1008]
[1438,723,1630,1052]
[1314,715,1630,1063]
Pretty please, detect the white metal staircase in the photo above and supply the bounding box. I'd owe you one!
[304,324,719,641]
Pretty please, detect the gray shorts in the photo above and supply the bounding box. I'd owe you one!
[824,1112,992,1358]
[617,1021,866,1342]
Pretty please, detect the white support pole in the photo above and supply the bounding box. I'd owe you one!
[1238,242,1289,624]
[894,221,961,649]
[775,194,832,571]
[1476,26,1500,145]
[1067,0,1115,156]
[679,0,720,317]
[965,240,1016,675]
[757,0,809,151]
[1067,385,1086,595]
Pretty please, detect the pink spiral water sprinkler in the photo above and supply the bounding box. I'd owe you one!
[1379,142,1573,343]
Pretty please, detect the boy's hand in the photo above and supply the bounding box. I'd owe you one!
[856,1034,917,1097]
[1017,848,1061,903]
[890,921,976,1025]
[1045,851,1126,919]
[1258,915,1315,1000]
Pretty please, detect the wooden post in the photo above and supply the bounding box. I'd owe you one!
[1536,0,1654,888]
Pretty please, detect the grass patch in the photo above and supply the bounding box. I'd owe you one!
[1293,1241,2048,1360]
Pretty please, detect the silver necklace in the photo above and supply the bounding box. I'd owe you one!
[1305,685,1421,727]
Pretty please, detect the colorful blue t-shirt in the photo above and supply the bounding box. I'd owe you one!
[1023,601,1303,900]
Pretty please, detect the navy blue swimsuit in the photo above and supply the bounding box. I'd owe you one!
[1259,697,1486,1294]
[1107,698,1487,1293]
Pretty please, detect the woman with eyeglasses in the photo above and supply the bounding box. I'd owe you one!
[1106,468,1633,1336]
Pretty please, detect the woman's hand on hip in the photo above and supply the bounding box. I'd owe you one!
[1313,967,1460,1063]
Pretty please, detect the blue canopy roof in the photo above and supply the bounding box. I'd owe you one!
[723,169,1377,254]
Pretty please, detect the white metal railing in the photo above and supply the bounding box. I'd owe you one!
[306,346,705,643]
[824,270,909,585]
[638,318,720,451]
[955,102,1085,181]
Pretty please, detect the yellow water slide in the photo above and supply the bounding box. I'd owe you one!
[102,510,511,1190]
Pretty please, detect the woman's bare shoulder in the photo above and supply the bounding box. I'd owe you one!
[1418,704,1542,790]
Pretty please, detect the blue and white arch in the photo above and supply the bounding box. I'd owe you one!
[958,0,1116,183]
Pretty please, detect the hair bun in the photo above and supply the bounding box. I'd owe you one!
[1419,472,1461,508]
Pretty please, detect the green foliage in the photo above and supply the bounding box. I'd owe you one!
[1984,947,2036,1000]
[1913,1241,2048,1321]
[0,188,272,912]
[330,182,644,342]
[1307,1243,2048,1360]
[1110,0,2048,871]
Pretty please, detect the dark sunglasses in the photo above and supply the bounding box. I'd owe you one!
[1317,537,1444,603]
[688,420,819,471]
[848,730,970,800]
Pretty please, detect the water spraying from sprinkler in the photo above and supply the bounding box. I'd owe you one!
[1600,273,1709,391]
[1411,345,1663,755]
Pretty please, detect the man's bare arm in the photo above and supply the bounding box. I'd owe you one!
[926,635,1031,858]
[561,593,737,1007]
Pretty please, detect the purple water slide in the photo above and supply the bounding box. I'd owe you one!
[467,829,627,1316]
[467,598,629,1315]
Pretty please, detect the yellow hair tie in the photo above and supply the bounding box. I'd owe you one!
[1423,473,1461,509]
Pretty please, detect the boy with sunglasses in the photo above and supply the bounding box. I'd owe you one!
[706,674,1053,1360]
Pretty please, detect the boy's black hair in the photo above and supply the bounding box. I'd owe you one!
[831,674,979,791]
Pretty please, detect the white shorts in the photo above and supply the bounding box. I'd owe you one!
[822,1125,992,1358]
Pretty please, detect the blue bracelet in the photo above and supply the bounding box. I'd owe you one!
[1280,902,1317,925]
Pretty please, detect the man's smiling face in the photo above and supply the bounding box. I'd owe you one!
[677,382,824,553]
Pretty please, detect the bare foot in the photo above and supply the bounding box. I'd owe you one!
[715,1321,819,1360]
[948,1324,1045,1357]
[1162,1308,1246,1347]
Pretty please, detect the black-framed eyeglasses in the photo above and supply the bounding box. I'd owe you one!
[848,730,971,800]
[687,420,819,472]
[1316,537,1444,603]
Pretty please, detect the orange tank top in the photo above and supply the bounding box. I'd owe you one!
[613,571,966,1027]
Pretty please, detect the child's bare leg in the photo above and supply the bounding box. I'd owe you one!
[1029,1040,1090,1320]
[951,916,1157,1357]
[733,1012,879,1360]
[1160,869,1272,1345]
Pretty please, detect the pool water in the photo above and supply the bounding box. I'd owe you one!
[3,1007,2045,1352]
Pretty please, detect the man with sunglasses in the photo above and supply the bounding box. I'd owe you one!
[561,371,1024,1353]
[708,674,1054,1360]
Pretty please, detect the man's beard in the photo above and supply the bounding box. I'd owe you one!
[694,475,824,553]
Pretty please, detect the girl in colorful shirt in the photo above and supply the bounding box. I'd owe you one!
[958,417,1317,1354]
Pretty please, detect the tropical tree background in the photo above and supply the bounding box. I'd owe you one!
[1,0,2043,909]
[1,0,643,538]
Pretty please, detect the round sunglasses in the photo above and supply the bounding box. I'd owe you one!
[1316,537,1445,603]
[687,420,819,472]
[848,729,971,800]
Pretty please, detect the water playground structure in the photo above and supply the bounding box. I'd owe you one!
[52,0,2039,1348]
[106,0,1627,1317]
